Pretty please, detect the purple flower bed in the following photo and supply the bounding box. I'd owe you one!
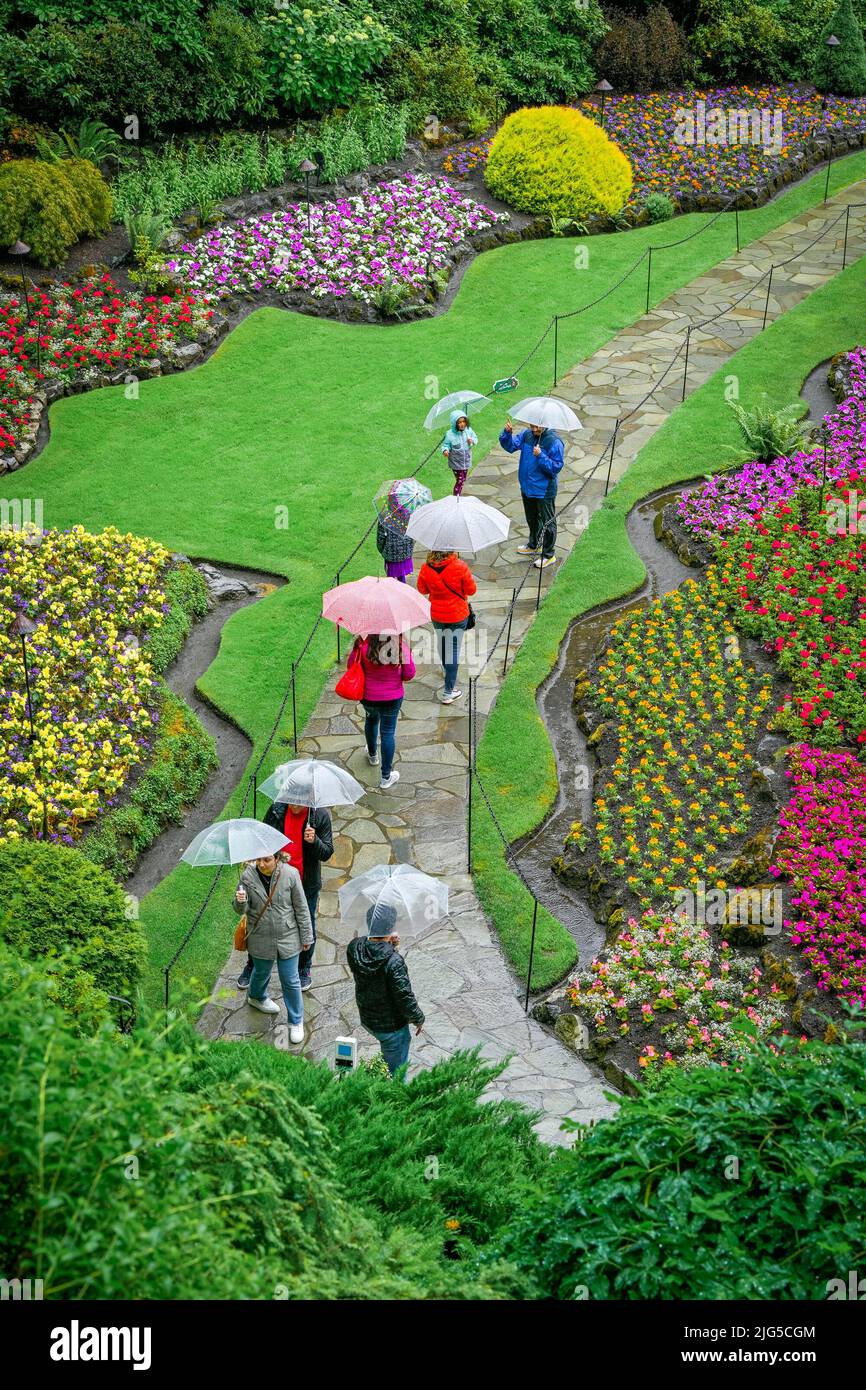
[166,176,508,304]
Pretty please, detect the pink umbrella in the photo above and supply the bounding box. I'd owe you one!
[322,575,431,635]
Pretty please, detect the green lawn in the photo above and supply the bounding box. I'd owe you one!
[7,151,866,1007]
[473,249,866,991]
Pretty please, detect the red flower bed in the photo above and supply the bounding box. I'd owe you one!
[0,275,212,454]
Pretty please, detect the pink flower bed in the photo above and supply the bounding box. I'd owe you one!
[771,745,866,1008]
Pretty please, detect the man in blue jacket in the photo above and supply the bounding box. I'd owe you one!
[499,417,565,568]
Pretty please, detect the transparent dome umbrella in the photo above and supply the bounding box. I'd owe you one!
[510,396,582,432]
[406,493,510,553]
[180,818,289,867]
[258,758,365,808]
[374,478,433,537]
[322,574,430,636]
[423,389,491,430]
[339,863,449,938]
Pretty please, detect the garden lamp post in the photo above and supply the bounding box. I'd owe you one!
[595,79,613,129]
[299,158,316,238]
[8,611,48,839]
[822,35,840,112]
[8,239,31,320]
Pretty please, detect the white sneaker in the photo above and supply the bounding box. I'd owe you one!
[366,747,379,766]
[249,995,279,1015]
[440,688,463,704]
[516,543,537,556]
[289,1022,304,1045]
[379,771,400,790]
[534,555,556,569]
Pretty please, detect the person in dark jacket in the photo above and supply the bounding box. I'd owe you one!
[499,417,565,568]
[346,903,425,1076]
[376,517,415,583]
[238,802,334,991]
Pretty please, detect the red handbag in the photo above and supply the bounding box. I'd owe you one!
[336,651,365,701]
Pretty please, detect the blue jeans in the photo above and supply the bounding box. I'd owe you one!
[371,1024,411,1077]
[434,618,469,695]
[362,697,403,778]
[298,888,319,980]
[249,953,303,1025]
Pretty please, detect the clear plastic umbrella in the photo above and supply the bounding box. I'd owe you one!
[258,758,364,808]
[510,396,582,432]
[424,390,490,430]
[181,818,288,867]
[406,493,510,553]
[339,864,449,937]
[374,478,433,537]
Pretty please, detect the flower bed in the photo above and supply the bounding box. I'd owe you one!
[0,526,173,844]
[164,176,508,304]
[443,86,866,208]
[569,570,772,904]
[0,275,214,460]
[771,746,866,1008]
[565,911,787,1082]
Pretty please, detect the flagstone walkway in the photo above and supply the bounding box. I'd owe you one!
[198,181,866,1144]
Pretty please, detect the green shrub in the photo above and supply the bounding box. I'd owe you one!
[0,156,111,265]
[725,393,806,463]
[813,0,866,94]
[260,2,395,115]
[80,682,217,881]
[494,1034,866,1299]
[644,190,675,222]
[484,105,633,221]
[147,562,210,674]
[691,0,790,82]
[0,948,526,1299]
[377,40,499,125]
[198,2,271,123]
[595,4,693,90]
[0,838,146,1000]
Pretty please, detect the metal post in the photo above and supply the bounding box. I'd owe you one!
[681,326,692,403]
[843,204,851,269]
[735,205,740,254]
[762,265,774,332]
[334,573,341,663]
[252,772,257,820]
[824,152,833,204]
[645,246,653,314]
[501,587,517,678]
[291,661,298,755]
[535,535,545,611]
[467,677,474,874]
[604,423,619,496]
[524,897,539,1012]
[553,314,558,387]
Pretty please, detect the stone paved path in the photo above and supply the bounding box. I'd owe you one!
[198,182,866,1143]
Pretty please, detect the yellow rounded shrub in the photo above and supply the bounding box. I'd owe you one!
[484,106,633,221]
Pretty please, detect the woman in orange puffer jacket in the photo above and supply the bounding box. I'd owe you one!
[416,550,477,705]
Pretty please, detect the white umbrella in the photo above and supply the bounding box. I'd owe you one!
[339,864,449,937]
[181,818,288,867]
[511,396,582,432]
[258,758,364,808]
[406,493,510,554]
[424,390,490,430]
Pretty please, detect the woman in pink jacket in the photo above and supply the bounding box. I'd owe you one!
[346,633,416,790]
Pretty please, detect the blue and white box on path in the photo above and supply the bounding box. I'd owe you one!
[335,1036,357,1071]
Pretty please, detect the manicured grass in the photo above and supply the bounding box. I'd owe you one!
[5,152,866,1007]
[473,250,866,991]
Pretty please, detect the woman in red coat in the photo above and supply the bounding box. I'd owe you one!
[416,550,477,704]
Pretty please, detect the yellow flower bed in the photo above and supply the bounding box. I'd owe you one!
[0,526,171,845]
[592,570,772,900]
[484,105,633,221]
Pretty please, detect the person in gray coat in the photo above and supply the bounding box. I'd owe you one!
[234,853,313,1044]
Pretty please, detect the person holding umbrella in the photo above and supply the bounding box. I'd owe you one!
[347,902,425,1077]
[374,479,432,583]
[345,632,416,789]
[416,549,477,705]
[499,414,565,569]
[440,409,478,496]
[233,852,313,1044]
